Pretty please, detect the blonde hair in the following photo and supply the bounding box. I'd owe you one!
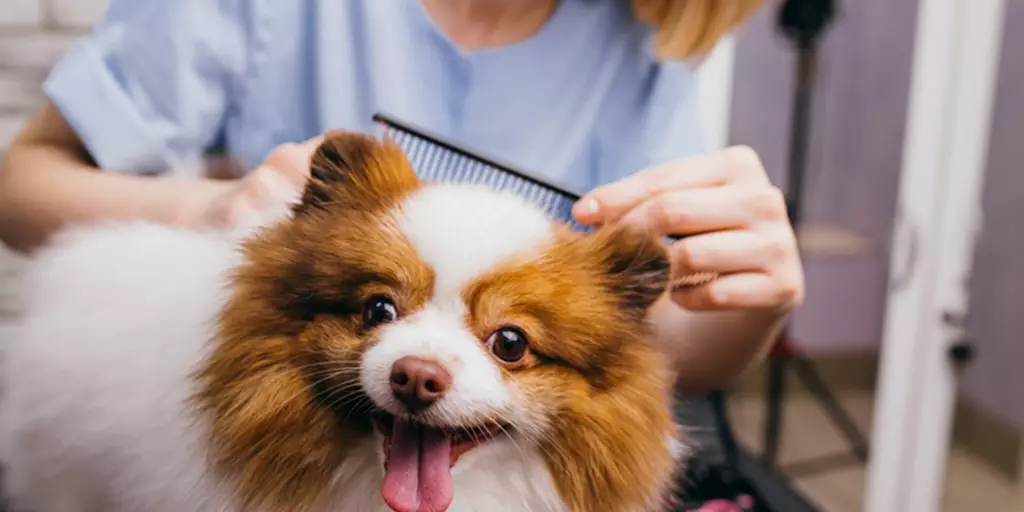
[631,0,764,60]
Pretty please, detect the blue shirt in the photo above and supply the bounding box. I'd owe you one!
[44,0,706,192]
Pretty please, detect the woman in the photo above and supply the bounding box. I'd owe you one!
[0,0,802,394]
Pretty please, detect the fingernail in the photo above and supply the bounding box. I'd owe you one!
[575,198,600,218]
[710,286,728,305]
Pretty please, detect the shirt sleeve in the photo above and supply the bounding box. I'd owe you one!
[43,0,249,173]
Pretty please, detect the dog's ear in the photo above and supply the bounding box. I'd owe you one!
[294,131,420,215]
[582,224,671,321]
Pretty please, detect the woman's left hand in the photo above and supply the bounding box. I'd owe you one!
[572,146,804,315]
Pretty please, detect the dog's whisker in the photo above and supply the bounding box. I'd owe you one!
[343,397,375,423]
[324,385,367,407]
[299,368,361,382]
[286,360,363,374]
[317,382,367,410]
[480,409,529,466]
[273,368,359,409]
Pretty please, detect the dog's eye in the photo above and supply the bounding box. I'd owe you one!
[488,328,528,363]
[363,296,398,328]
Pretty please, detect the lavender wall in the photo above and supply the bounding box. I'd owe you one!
[729,0,919,353]
[960,1,1024,427]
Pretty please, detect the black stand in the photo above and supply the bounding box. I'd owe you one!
[760,0,870,475]
[704,0,868,487]
[680,3,870,508]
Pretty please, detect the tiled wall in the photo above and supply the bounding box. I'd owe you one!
[0,0,108,151]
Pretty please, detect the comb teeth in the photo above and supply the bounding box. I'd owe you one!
[379,116,590,232]
[373,113,718,288]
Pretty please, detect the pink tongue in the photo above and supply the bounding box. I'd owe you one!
[382,418,454,512]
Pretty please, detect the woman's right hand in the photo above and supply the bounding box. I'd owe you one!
[177,136,324,230]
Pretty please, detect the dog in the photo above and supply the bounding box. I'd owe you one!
[0,132,685,512]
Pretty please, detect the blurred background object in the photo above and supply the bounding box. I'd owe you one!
[754,0,873,476]
[1,0,1023,510]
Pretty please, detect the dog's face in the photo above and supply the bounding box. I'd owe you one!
[195,132,681,512]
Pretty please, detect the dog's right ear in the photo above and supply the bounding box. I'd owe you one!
[581,224,672,322]
[294,131,420,215]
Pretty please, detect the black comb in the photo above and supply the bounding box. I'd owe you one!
[372,112,716,288]
[373,112,590,232]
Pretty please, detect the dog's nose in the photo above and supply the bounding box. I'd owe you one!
[389,356,452,412]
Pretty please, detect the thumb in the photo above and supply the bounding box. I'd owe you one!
[248,164,304,209]
[290,134,326,180]
[262,135,325,186]
[301,134,326,151]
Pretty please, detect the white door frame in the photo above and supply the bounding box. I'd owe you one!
[865,0,1007,510]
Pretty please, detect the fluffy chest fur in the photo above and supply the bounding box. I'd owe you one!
[0,132,684,512]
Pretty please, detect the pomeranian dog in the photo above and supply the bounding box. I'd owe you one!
[0,132,685,512]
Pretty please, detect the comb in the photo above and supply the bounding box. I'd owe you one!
[372,112,716,289]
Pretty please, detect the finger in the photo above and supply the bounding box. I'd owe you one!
[671,230,788,277]
[573,146,770,224]
[301,134,327,151]
[264,135,325,185]
[205,188,257,230]
[618,185,788,236]
[248,165,304,208]
[291,134,326,179]
[672,272,798,311]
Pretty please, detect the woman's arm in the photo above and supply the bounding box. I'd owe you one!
[649,297,785,394]
[0,103,232,253]
[0,0,264,253]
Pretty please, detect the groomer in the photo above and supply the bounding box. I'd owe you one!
[0,0,803,394]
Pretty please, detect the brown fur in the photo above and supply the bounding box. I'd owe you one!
[194,131,679,512]
[296,130,420,216]
[193,132,428,512]
[466,226,677,512]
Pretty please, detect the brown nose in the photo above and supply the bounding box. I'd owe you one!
[389,356,452,412]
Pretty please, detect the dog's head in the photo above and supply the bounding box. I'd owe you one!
[195,132,681,512]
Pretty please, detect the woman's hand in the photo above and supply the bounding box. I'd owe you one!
[176,136,324,230]
[573,146,804,316]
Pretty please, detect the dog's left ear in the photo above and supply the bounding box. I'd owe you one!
[294,131,420,215]
[583,225,672,321]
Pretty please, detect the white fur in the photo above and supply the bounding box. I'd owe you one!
[328,435,565,512]
[360,185,555,430]
[360,305,517,427]
[0,223,240,511]
[396,184,554,299]
[0,185,570,511]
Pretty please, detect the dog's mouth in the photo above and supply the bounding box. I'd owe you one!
[371,412,509,512]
